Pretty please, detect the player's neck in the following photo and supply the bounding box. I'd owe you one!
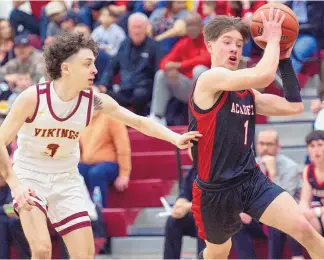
[52,79,80,102]
[315,162,324,173]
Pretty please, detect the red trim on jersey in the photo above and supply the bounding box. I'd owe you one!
[309,163,324,188]
[191,183,207,240]
[46,83,83,122]
[26,84,41,123]
[236,90,249,98]
[248,89,255,100]
[58,221,91,236]
[189,92,229,181]
[52,211,89,228]
[86,89,93,126]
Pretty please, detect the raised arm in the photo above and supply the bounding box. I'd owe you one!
[0,88,37,210]
[198,9,284,93]
[94,93,201,149]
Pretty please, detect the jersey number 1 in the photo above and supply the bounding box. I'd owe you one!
[244,120,249,146]
[47,144,60,157]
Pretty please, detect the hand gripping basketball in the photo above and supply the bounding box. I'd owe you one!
[253,8,286,44]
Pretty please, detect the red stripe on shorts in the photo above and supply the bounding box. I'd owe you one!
[58,221,92,236]
[191,182,207,240]
[52,211,89,228]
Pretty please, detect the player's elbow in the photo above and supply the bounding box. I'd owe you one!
[290,102,304,115]
[261,70,276,87]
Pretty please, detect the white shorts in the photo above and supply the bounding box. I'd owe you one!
[13,165,91,236]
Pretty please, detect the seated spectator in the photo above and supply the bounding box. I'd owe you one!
[300,130,324,236]
[9,0,50,36]
[45,1,67,38]
[163,149,205,259]
[91,7,126,57]
[0,19,15,66]
[233,129,304,259]
[0,173,24,258]
[99,12,161,116]
[149,12,210,125]
[7,73,32,109]
[202,1,216,24]
[285,1,322,74]
[148,1,188,54]
[0,33,43,86]
[78,110,131,208]
[73,24,109,85]
[256,129,303,259]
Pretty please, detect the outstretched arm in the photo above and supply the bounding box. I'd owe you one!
[94,93,202,149]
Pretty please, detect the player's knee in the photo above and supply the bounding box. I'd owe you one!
[205,239,232,259]
[30,241,52,259]
[70,246,95,259]
[154,70,166,81]
[291,216,314,243]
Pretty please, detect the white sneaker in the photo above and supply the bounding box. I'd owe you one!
[148,114,167,126]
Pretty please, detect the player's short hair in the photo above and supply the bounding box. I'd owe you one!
[306,130,324,145]
[203,15,250,43]
[43,33,98,80]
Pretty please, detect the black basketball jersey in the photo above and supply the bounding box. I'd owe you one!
[189,87,257,183]
[307,163,324,206]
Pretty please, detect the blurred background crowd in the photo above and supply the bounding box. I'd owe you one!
[1,0,324,259]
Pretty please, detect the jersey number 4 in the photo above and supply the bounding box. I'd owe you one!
[46,144,60,157]
[244,120,249,146]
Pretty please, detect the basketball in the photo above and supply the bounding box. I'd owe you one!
[250,3,299,50]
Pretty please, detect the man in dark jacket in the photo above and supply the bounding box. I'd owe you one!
[99,12,161,116]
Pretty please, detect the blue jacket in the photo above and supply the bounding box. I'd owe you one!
[178,168,197,202]
[100,37,162,90]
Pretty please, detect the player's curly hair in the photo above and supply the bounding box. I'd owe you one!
[203,15,250,43]
[44,33,98,80]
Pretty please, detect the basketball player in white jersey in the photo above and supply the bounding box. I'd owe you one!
[0,33,201,259]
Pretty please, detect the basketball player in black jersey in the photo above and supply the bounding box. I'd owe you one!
[300,130,324,236]
[190,9,324,259]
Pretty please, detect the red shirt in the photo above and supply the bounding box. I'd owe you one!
[29,1,50,19]
[160,34,210,79]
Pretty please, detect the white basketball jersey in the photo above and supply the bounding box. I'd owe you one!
[13,81,93,173]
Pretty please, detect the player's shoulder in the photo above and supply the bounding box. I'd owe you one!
[196,67,230,87]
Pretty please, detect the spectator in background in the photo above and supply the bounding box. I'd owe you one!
[163,149,205,259]
[78,109,131,208]
[91,7,126,57]
[149,12,210,125]
[9,0,50,36]
[45,1,67,37]
[148,1,188,55]
[0,19,15,66]
[300,130,324,236]
[285,1,322,74]
[202,1,216,25]
[99,12,161,116]
[0,34,43,86]
[7,73,32,109]
[73,24,109,86]
[0,173,16,259]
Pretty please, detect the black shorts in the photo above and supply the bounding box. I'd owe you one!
[191,167,285,244]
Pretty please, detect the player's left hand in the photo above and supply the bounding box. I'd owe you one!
[279,45,294,60]
[175,131,202,149]
[114,176,129,192]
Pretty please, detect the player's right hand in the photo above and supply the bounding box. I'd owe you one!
[12,186,36,212]
[254,8,286,44]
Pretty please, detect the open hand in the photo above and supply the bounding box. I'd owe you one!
[254,8,286,44]
[175,131,202,149]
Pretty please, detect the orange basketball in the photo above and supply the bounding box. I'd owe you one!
[250,3,299,50]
